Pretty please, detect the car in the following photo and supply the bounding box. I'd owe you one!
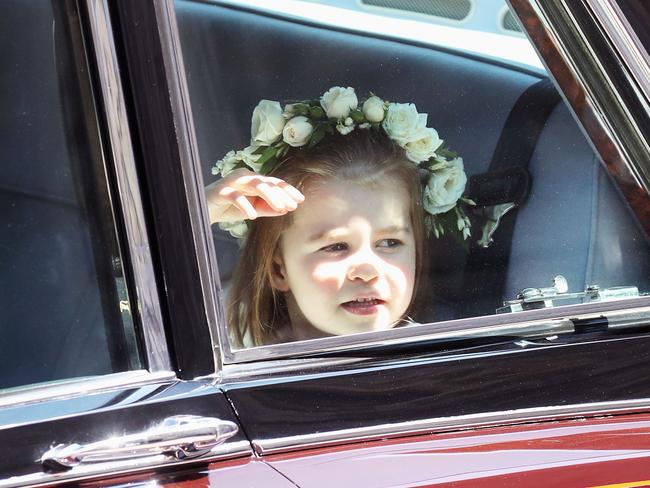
[2,0,650,486]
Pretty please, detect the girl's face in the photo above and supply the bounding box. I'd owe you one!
[272,177,416,338]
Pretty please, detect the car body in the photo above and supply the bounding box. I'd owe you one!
[2,0,650,486]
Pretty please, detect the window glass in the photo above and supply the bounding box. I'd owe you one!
[0,0,141,389]
[175,0,650,350]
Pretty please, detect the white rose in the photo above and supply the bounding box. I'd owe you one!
[404,127,443,163]
[362,96,385,122]
[212,150,239,177]
[423,157,467,215]
[282,116,313,147]
[283,103,298,119]
[336,118,354,136]
[218,220,248,240]
[320,86,358,119]
[382,102,427,145]
[251,100,285,145]
[236,145,263,172]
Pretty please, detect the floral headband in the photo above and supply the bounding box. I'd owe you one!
[212,86,473,240]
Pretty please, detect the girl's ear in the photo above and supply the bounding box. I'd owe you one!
[270,251,290,292]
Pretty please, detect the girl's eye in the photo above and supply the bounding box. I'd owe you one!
[320,242,348,253]
[376,238,403,249]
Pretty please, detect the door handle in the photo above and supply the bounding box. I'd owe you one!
[40,415,239,471]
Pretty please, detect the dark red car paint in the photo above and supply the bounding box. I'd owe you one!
[85,412,650,487]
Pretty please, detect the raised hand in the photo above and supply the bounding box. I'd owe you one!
[205,169,305,223]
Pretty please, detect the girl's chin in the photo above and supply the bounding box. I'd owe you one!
[317,316,398,336]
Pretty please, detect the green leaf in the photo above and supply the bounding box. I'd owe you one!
[261,157,280,174]
[439,147,459,159]
[256,146,278,170]
[309,106,325,119]
[298,103,311,116]
[308,126,326,148]
[350,109,365,123]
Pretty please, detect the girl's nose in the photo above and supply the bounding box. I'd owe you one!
[347,257,380,283]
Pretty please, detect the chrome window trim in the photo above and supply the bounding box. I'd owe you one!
[0,439,251,488]
[85,0,172,372]
[252,397,650,455]
[152,0,224,376]
[0,370,176,411]
[583,0,650,108]
[221,298,650,365]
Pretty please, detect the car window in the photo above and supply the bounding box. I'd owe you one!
[0,0,141,390]
[174,0,650,354]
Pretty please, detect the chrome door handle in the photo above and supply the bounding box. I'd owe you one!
[40,415,238,470]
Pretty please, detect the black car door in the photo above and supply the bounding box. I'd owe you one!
[171,0,650,467]
[0,1,250,484]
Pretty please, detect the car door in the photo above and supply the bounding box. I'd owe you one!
[0,0,257,485]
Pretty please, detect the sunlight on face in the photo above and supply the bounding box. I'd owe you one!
[275,178,416,338]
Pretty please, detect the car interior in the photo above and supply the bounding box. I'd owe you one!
[176,1,650,327]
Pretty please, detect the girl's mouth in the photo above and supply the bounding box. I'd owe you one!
[341,298,386,315]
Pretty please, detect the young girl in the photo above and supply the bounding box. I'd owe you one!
[206,87,470,347]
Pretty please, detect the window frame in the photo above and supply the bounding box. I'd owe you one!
[86,0,172,373]
[584,0,650,119]
[107,0,223,379]
[510,0,650,213]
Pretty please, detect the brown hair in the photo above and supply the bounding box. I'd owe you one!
[227,130,426,347]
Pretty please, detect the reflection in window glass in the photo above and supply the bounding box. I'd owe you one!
[175,0,650,348]
[0,0,141,389]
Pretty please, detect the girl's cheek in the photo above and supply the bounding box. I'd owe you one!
[386,263,411,294]
[311,260,348,286]
[387,254,416,295]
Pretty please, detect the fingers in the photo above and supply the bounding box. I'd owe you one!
[276,181,305,203]
[218,187,258,220]
[208,171,305,222]
[233,175,304,214]
[234,193,258,220]
[255,182,296,212]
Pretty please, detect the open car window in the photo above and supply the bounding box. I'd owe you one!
[174,0,650,359]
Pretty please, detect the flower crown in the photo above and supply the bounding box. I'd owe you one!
[212,86,473,240]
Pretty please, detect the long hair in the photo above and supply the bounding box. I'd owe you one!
[227,130,426,347]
